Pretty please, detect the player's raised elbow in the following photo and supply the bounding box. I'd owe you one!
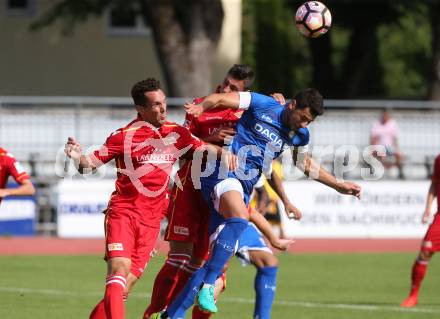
[22,180,36,196]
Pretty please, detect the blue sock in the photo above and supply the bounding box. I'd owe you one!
[166,265,207,319]
[253,266,278,319]
[203,217,248,285]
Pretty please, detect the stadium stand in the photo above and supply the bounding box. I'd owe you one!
[1,96,439,235]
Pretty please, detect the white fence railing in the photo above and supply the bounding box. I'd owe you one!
[1,96,439,179]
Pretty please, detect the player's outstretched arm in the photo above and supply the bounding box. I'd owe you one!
[292,148,361,199]
[249,207,294,251]
[254,184,269,213]
[0,179,35,198]
[65,137,97,174]
[185,92,240,118]
[266,170,302,220]
[422,181,437,224]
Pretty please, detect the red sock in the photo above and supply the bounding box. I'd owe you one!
[168,263,199,303]
[192,305,212,319]
[143,254,190,318]
[104,274,127,319]
[410,258,428,297]
[90,299,107,319]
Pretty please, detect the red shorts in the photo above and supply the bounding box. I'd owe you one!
[165,161,210,260]
[421,212,440,253]
[105,210,160,278]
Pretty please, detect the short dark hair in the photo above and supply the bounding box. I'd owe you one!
[227,64,255,90]
[131,78,162,106]
[294,88,324,117]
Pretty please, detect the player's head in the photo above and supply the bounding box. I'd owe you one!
[284,88,324,131]
[216,64,255,93]
[131,78,167,127]
[381,110,391,123]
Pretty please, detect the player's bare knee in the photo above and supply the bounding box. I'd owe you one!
[218,194,248,219]
[262,253,278,267]
[250,251,278,268]
[107,257,131,276]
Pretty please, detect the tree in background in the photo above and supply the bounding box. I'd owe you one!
[32,0,440,100]
[428,0,440,100]
[243,0,440,100]
[31,0,224,97]
[285,0,401,98]
[378,2,431,98]
[242,0,311,97]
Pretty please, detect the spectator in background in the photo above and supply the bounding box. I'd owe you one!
[370,110,405,179]
[0,147,35,204]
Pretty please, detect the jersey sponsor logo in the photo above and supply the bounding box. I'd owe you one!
[215,239,235,252]
[173,226,189,236]
[261,114,273,123]
[254,123,283,147]
[208,127,220,135]
[264,284,276,292]
[136,153,174,164]
[107,243,124,251]
[205,116,223,120]
[121,120,193,198]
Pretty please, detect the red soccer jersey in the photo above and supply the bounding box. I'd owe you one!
[184,97,244,143]
[432,154,440,212]
[90,118,204,226]
[0,148,30,205]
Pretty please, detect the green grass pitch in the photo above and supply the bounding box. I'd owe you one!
[0,253,439,319]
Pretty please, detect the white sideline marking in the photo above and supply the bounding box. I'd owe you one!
[0,286,439,314]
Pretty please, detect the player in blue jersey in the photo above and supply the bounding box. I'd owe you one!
[152,89,362,319]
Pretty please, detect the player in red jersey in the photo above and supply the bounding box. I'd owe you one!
[143,65,299,319]
[65,78,226,319]
[401,154,440,308]
[0,148,35,204]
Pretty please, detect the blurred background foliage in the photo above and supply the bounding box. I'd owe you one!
[242,0,439,100]
[33,0,440,99]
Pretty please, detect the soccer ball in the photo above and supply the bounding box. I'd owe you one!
[295,1,332,38]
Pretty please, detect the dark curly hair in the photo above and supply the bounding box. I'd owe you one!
[294,88,324,117]
[227,64,255,90]
[131,78,162,106]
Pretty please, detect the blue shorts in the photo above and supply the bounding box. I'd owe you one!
[200,163,252,236]
[235,223,272,265]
